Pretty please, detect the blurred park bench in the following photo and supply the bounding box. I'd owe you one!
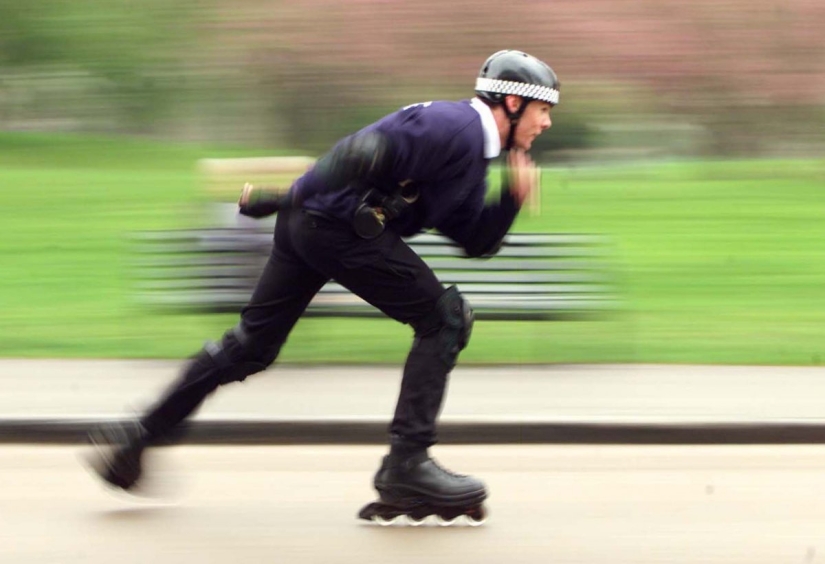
[131,158,618,321]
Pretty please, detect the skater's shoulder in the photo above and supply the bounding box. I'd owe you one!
[377,99,481,140]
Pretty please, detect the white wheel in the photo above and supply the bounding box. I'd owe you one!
[373,515,396,526]
[406,514,427,527]
[434,514,458,527]
[465,513,486,527]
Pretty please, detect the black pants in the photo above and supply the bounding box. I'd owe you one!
[141,206,452,447]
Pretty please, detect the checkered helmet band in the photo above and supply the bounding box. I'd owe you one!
[475,77,560,105]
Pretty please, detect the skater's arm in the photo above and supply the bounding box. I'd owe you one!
[238,183,291,218]
[437,188,520,258]
[437,151,539,258]
[294,130,396,203]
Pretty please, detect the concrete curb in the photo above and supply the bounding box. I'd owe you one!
[3,417,825,445]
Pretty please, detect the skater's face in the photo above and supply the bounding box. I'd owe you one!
[506,97,553,151]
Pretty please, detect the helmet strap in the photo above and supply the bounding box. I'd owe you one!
[503,97,527,151]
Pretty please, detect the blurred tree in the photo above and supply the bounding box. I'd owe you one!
[0,0,196,133]
[2,0,824,156]
[0,1,68,66]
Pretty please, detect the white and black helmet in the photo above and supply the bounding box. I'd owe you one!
[475,50,560,106]
[475,50,559,150]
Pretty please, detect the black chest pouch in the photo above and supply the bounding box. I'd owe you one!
[352,182,419,239]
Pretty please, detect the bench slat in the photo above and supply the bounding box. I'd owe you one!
[137,266,605,285]
[131,228,617,320]
[134,256,606,273]
[137,279,610,296]
[134,229,606,246]
[137,290,614,314]
[135,241,603,259]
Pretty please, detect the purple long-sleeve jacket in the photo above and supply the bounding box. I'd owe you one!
[296,99,519,257]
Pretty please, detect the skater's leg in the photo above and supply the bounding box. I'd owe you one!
[390,285,474,447]
[291,213,457,448]
[362,285,486,514]
[287,216,485,510]
[137,323,276,440]
[139,237,328,442]
[86,208,327,491]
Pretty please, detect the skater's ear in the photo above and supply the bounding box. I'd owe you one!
[504,95,525,115]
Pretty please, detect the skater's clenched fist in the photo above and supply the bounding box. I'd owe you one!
[238,182,258,207]
[507,149,539,207]
[238,183,286,218]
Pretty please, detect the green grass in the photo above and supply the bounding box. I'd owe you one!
[1,132,824,365]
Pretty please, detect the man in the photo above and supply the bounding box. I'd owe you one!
[85,49,559,525]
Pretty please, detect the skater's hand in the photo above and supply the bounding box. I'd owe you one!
[507,149,540,207]
[238,183,285,218]
[239,182,256,207]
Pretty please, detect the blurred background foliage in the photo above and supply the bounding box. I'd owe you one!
[1,0,824,364]
[2,0,824,158]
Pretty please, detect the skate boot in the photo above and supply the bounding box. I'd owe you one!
[82,419,150,492]
[359,451,488,526]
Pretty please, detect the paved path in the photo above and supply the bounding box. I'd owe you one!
[2,444,824,564]
[2,360,825,443]
[3,359,824,422]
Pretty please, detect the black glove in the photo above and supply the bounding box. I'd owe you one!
[238,186,290,218]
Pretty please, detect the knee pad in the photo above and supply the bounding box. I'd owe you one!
[203,324,277,385]
[430,286,474,367]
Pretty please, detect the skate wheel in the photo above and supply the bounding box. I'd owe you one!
[465,514,486,527]
[465,506,487,526]
[373,515,396,527]
[434,514,459,527]
[405,514,427,527]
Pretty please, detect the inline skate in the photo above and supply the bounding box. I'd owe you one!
[358,451,488,526]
